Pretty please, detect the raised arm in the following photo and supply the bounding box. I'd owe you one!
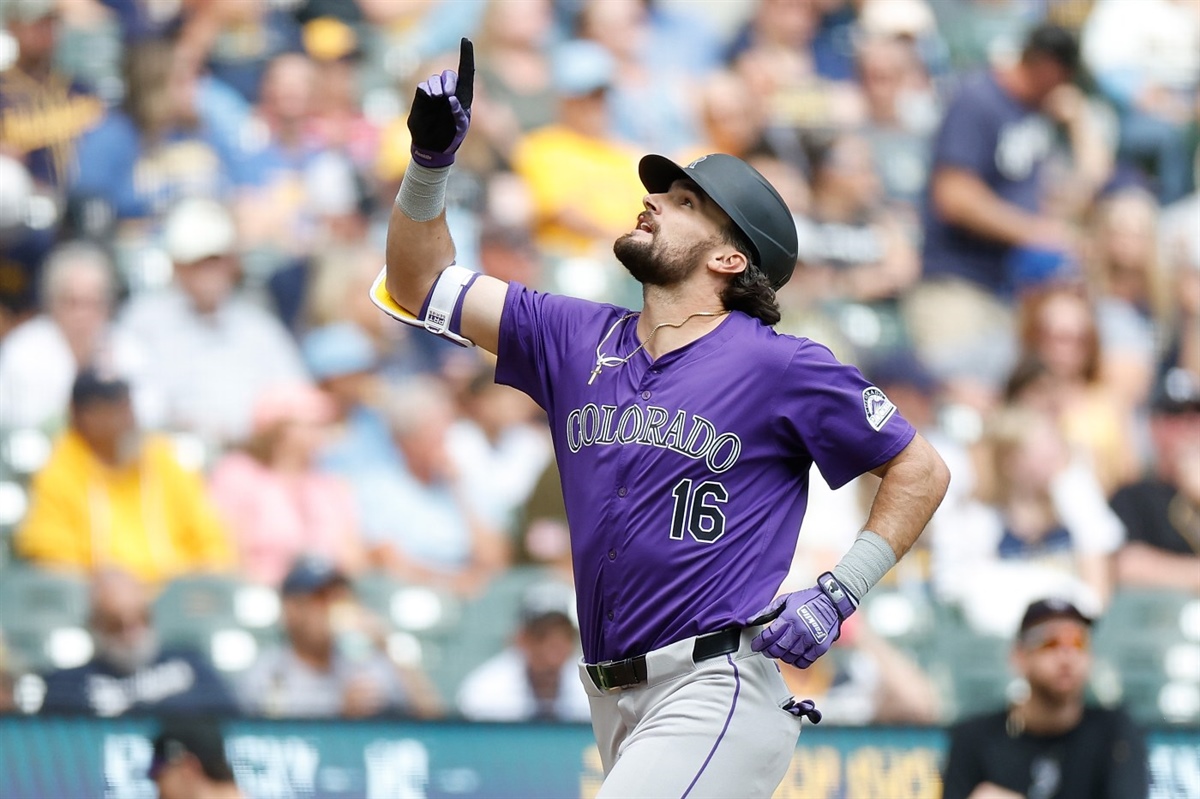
[383,38,507,354]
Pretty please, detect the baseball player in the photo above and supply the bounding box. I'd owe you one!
[379,40,950,797]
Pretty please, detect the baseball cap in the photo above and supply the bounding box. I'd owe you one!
[301,322,377,381]
[70,367,130,408]
[281,554,347,596]
[1151,367,1200,416]
[250,383,336,434]
[302,17,361,63]
[162,198,236,265]
[552,40,615,97]
[1018,598,1093,638]
[638,153,799,290]
[148,721,234,781]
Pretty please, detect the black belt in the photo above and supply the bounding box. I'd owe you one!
[586,627,742,691]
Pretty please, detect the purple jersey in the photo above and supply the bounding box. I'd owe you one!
[496,283,915,663]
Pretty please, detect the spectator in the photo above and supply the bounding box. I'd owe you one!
[1012,286,1140,494]
[778,614,942,726]
[793,129,920,356]
[468,0,557,168]
[184,0,303,105]
[1081,0,1199,203]
[148,719,244,799]
[115,197,308,447]
[854,33,938,226]
[14,368,233,585]
[72,38,255,221]
[908,23,1104,393]
[0,0,104,191]
[301,16,381,176]
[301,242,451,381]
[0,154,47,335]
[577,0,701,156]
[684,70,771,165]
[1157,194,1200,392]
[237,555,440,719]
[237,52,358,262]
[448,363,552,536]
[1086,187,1173,413]
[366,377,509,598]
[0,241,141,431]
[1110,371,1200,593]
[208,383,365,588]
[303,321,398,475]
[941,597,1148,799]
[456,579,590,722]
[509,40,644,278]
[40,568,238,716]
[726,0,865,133]
[929,405,1124,637]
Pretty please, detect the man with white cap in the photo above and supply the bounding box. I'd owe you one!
[115,197,308,447]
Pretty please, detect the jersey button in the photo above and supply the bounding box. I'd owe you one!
[617,487,627,497]
[607,611,615,620]
[641,390,651,400]
[608,549,616,560]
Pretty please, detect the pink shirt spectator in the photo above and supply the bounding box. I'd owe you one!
[209,384,364,586]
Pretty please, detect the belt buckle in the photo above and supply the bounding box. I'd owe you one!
[588,657,641,690]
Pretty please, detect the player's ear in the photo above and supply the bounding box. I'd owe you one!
[707,248,749,279]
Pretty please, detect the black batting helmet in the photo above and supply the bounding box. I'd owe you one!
[638,153,799,290]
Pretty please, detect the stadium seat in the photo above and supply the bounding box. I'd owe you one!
[152,575,281,674]
[0,566,91,673]
[1093,589,1200,726]
[351,572,469,699]
[928,602,1015,720]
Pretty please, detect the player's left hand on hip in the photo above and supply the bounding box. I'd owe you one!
[749,572,858,668]
[408,37,474,167]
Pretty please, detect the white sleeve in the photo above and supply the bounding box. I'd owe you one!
[1051,457,1126,555]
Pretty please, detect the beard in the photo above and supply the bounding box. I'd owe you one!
[613,231,713,287]
[94,628,161,675]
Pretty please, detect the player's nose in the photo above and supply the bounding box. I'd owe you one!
[642,194,661,213]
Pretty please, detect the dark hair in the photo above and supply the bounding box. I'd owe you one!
[1022,23,1079,73]
[719,222,781,326]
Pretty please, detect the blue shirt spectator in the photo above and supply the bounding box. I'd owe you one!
[38,568,238,717]
[921,70,1055,296]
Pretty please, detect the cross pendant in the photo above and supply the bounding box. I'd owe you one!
[588,365,601,385]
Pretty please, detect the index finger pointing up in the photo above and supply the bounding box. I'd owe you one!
[457,37,474,110]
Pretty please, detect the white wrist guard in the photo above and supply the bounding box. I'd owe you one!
[369,264,478,347]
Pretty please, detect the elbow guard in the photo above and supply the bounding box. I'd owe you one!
[369,264,479,347]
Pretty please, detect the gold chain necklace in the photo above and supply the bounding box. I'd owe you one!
[589,311,728,385]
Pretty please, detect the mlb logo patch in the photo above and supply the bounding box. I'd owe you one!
[862,387,896,431]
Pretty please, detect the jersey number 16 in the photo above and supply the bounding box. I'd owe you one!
[669,478,728,543]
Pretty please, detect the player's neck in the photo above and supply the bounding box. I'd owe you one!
[637,286,727,359]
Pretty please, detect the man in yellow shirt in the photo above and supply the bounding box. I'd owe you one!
[15,368,234,584]
[510,40,645,263]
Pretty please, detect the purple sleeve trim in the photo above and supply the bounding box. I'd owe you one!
[448,270,480,337]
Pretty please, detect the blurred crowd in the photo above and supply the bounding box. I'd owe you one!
[0,0,1197,728]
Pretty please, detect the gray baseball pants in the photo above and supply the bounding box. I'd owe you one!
[579,627,802,798]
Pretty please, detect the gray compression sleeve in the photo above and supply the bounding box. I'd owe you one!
[395,162,450,222]
[831,530,897,604]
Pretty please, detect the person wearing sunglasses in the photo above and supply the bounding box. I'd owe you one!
[941,598,1148,799]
